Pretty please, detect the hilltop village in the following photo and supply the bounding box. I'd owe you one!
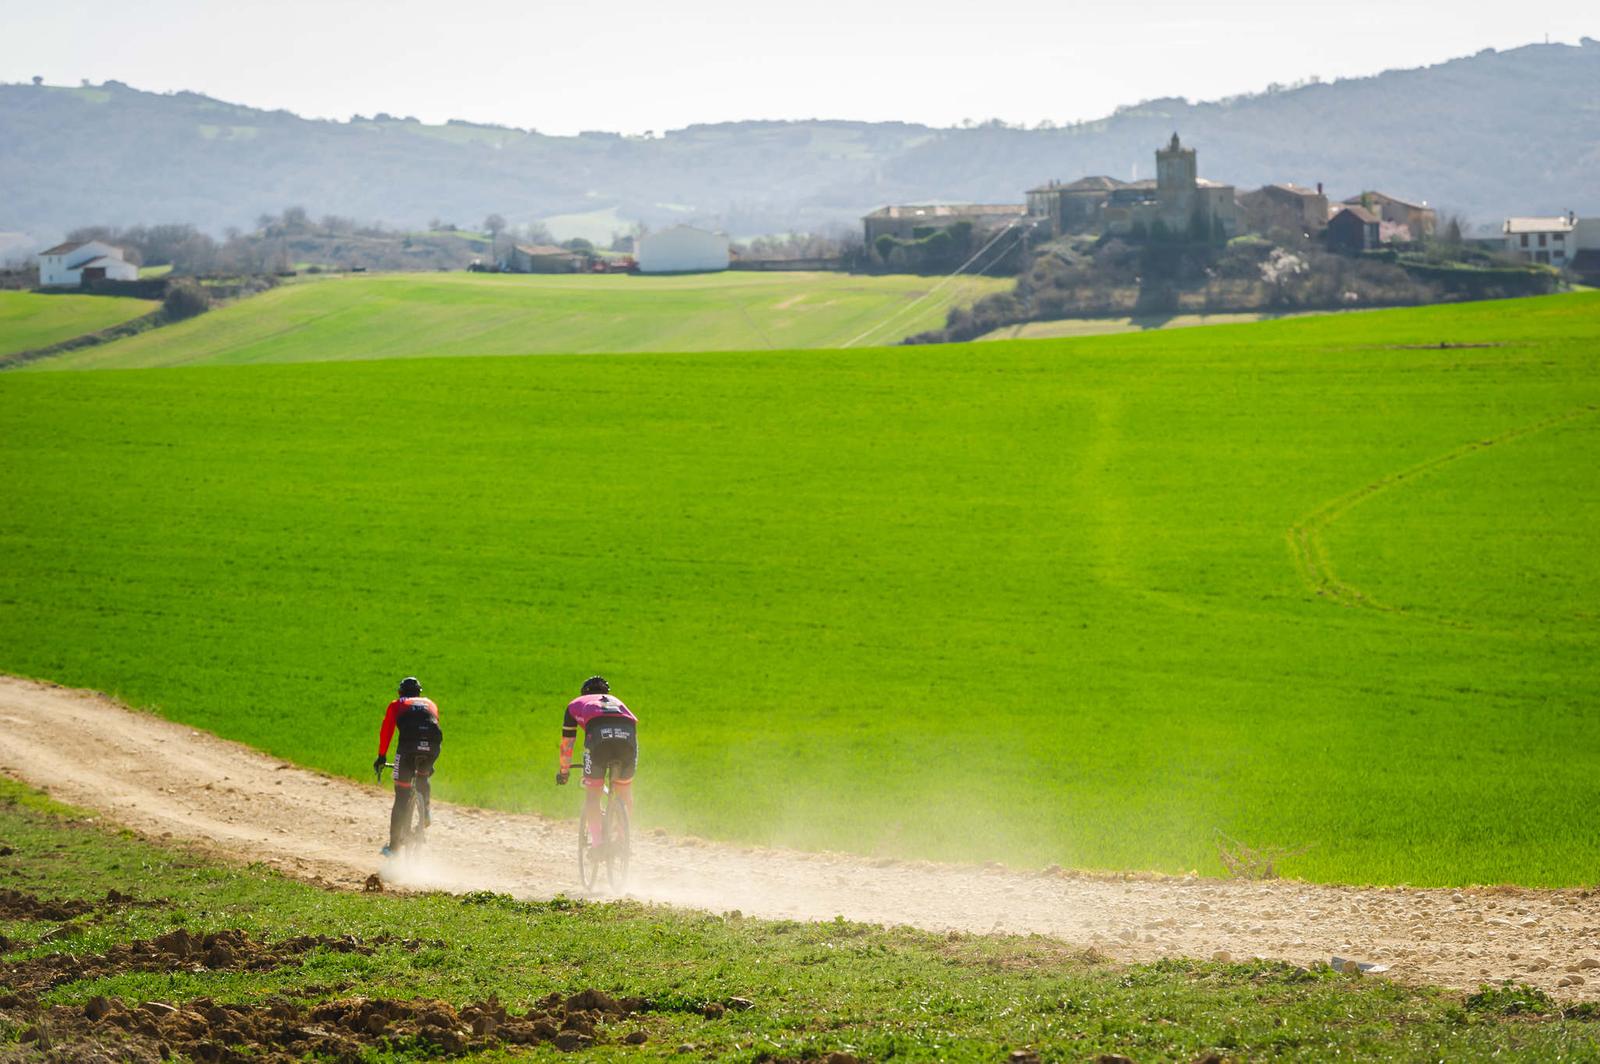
[854,132,1592,340]
[864,133,1435,257]
[864,133,1597,281]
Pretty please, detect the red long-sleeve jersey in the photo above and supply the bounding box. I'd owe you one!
[378,697,440,757]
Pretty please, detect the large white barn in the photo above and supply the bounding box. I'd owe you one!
[635,226,729,274]
[37,240,139,287]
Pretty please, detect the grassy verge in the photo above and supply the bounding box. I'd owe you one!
[0,777,1596,1061]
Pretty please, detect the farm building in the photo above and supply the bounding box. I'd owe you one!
[37,240,138,287]
[1237,183,1330,236]
[1025,176,1124,237]
[500,243,584,273]
[635,226,730,273]
[1342,191,1435,240]
[1326,206,1380,253]
[862,203,1026,246]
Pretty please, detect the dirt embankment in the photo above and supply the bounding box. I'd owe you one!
[2,676,1597,999]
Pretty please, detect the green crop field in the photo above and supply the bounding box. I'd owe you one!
[0,290,156,357]
[2,293,1597,886]
[27,271,1011,370]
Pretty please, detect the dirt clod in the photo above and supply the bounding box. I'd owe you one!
[702,1001,726,1019]
[554,1029,593,1051]
[0,887,97,922]
[362,873,383,892]
[625,1029,648,1044]
[566,988,622,1015]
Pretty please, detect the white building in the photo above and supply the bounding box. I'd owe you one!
[1502,215,1576,269]
[635,226,729,274]
[37,240,139,287]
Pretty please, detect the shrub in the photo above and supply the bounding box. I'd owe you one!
[162,278,211,321]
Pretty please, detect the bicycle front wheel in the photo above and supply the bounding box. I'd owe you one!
[577,812,601,890]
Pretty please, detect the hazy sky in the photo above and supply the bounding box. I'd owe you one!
[5,0,1594,134]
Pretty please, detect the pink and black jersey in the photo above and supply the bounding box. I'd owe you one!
[562,693,637,744]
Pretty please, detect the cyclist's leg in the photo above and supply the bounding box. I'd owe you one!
[612,737,637,817]
[415,748,437,826]
[581,743,605,845]
[389,752,415,850]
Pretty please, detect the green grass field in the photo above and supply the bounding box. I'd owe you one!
[26,271,1011,369]
[4,778,1593,1063]
[0,290,156,357]
[1,293,1597,886]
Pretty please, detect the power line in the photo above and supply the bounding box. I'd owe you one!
[839,220,1026,349]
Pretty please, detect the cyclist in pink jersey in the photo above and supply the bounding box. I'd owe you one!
[556,676,637,848]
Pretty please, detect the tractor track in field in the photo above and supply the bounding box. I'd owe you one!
[3,675,1599,1000]
[1287,404,1598,617]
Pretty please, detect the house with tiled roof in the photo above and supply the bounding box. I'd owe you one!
[37,240,139,287]
[1343,191,1435,241]
[1502,214,1577,269]
[1026,175,1126,236]
[1238,183,1330,236]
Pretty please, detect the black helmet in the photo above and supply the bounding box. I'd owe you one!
[581,675,610,695]
[398,676,422,697]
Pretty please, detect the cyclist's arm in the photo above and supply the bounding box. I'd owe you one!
[377,701,399,758]
[558,706,578,773]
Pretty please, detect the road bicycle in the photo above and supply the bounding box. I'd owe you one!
[577,780,630,891]
[376,759,431,859]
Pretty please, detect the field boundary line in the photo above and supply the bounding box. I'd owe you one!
[1287,404,1598,613]
[0,306,166,370]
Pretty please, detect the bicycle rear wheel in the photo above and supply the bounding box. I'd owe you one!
[403,790,428,857]
[604,798,630,890]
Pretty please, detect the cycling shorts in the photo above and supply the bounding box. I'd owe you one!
[393,739,440,786]
[582,719,636,789]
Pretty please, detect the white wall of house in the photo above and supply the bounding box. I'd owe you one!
[1575,217,1600,251]
[636,226,729,273]
[37,240,135,286]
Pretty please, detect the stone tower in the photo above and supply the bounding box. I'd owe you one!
[1156,132,1197,193]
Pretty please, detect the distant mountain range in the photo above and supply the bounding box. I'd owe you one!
[2,39,1596,246]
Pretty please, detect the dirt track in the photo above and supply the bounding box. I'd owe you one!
[3,675,1598,999]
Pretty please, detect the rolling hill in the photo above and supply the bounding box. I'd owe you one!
[24,272,1012,369]
[2,40,1596,242]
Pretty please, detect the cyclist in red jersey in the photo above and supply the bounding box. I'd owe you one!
[556,675,637,848]
[375,676,442,857]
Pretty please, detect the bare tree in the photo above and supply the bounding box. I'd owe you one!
[484,213,507,260]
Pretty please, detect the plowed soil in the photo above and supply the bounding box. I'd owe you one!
[0,985,648,1061]
[3,676,1598,999]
